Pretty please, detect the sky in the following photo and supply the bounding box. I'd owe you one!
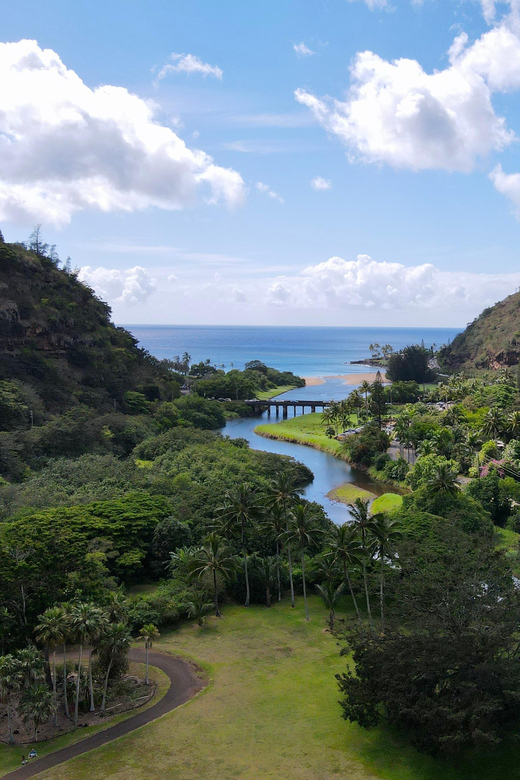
[3,0,520,327]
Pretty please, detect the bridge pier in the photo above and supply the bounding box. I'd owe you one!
[283,405,288,419]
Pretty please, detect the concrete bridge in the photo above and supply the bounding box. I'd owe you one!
[245,398,331,419]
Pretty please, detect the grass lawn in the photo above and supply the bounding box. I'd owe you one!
[0,663,170,777]
[371,493,403,514]
[255,412,354,458]
[32,597,520,780]
[327,483,376,505]
[256,385,297,400]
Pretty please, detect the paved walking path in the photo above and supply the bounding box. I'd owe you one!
[2,648,202,780]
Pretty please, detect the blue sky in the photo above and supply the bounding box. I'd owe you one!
[3,0,520,326]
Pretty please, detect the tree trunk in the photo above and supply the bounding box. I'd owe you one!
[100,656,113,713]
[301,551,309,621]
[266,584,271,607]
[380,555,385,627]
[88,650,95,712]
[7,697,13,744]
[276,541,281,602]
[343,563,362,625]
[145,644,149,684]
[213,570,221,617]
[242,523,250,607]
[62,644,70,719]
[74,643,83,724]
[52,651,58,726]
[361,529,374,632]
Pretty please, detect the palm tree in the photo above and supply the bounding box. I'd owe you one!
[105,590,129,624]
[349,499,375,631]
[349,390,363,423]
[16,646,45,689]
[286,504,324,620]
[426,463,459,498]
[252,555,278,606]
[315,581,344,631]
[187,534,238,617]
[99,623,132,712]
[508,411,520,438]
[359,381,371,411]
[327,523,363,624]
[394,414,412,462]
[265,473,300,608]
[186,591,213,626]
[0,654,21,743]
[138,624,160,684]
[482,408,506,440]
[262,505,285,602]
[70,602,105,722]
[35,606,66,725]
[217,483,262,607]
[55,604,72,720]
[20,682,55,741]
[366,513,402,626]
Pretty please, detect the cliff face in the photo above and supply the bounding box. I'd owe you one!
[0,242,167,413]
[439,290,520,372]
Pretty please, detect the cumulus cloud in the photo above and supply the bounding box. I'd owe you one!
[0,40,244,225]
[311,176,332,190]
[346,0,389,9]
[256,182,285,203]
[157,53,223,80]
[295,22,520,172]
[293,42,315,57]
[489,163,520,215]
[79,266,157,305]
[261,255,520,311]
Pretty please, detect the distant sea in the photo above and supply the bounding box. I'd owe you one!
[125,325,461,378]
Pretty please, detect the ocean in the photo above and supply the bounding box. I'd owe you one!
[126,325,461,378]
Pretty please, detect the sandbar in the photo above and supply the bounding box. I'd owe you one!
[304,371,389,387]
[304,376,326,386]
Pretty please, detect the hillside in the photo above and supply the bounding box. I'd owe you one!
[0,240,178,416]
[439,289,520,372]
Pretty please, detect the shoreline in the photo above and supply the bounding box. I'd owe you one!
[304,371,388,387]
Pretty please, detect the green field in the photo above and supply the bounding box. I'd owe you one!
[256,385,298,400]
[255,412,352,458]
[327,483,376,505]
[371,493,404,513]
[27,597,520,780]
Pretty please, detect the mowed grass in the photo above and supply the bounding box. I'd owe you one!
[255,412,351,458]
[33,597,520,780]
[327,483,376,505]
[256,385,297,400]
[371,493,403,513]
[0,663,170,776]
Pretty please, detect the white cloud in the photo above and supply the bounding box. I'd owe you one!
[346,0,389,9]
[489,163,520,215]
[311,176,332,190]
[293,42,315,57]
[157,53,223,80]
[0,40,244,226]
[79,266,157,305]
[258,254,520,313]
[295,23,520,172]
[255,182,285,203]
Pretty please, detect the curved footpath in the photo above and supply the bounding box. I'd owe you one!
[2,648,202,780]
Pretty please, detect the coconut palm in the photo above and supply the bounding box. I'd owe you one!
[482,408,506,440]
[366,513,402,626]
[359,381,371,411]
[186,591,213,626]
[285,504,324,620]
[262,505,285,602]
[426,463,459,498]
[0,654,21,743]
[265,473,301,608]
[327,523,363,624]
[138,624,160,684]
[70,602,105,722]
[105,590,129,624]
[35,606,66,725]
[16,646,45,689]
[99,623,132,712]
[315,581,344,631]
[252,555,278,606]
[349,499,375,631]
[508,411,520,438]
[55,603,72,720]
[349,390,363,423]
[20,682,55,741]
[216,483,262,607]
[187,534,238,617]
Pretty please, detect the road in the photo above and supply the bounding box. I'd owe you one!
[2,648,202,780]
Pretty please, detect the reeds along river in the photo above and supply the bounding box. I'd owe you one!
[221,378,395,525]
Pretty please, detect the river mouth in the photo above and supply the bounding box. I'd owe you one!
[222,379,398,524]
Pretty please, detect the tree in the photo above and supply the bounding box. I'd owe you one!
[35,606,66,725]
[265,474,301,608]
[217,483,262,607]
[482,408,506,440]
[366,513,402,625]
[369,373,387,428]
[252,555,278,606]
[0,654,21,743]
[327,523,363,624]
[425,463,460,498]
[387,345,434,384]
[348,499,374,631]
[263,506,285,602]
[286,504,324,620]
[20,681,55,740]
[99,623,132,712]
[316,581,344,631]
[186,591,213,626]
[70,602,105,722]
[337,524,520,754]
[187,534,238,617]
[138,624,160,684]
[359,381,371,411]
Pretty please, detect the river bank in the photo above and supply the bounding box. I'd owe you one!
[304,371,388,387]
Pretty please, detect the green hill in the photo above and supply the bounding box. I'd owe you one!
[439,290,520,372]
[0,240,178,416]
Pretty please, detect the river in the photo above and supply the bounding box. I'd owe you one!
[222,377,396,524]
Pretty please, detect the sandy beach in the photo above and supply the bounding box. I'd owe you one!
[304,372,388,387]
